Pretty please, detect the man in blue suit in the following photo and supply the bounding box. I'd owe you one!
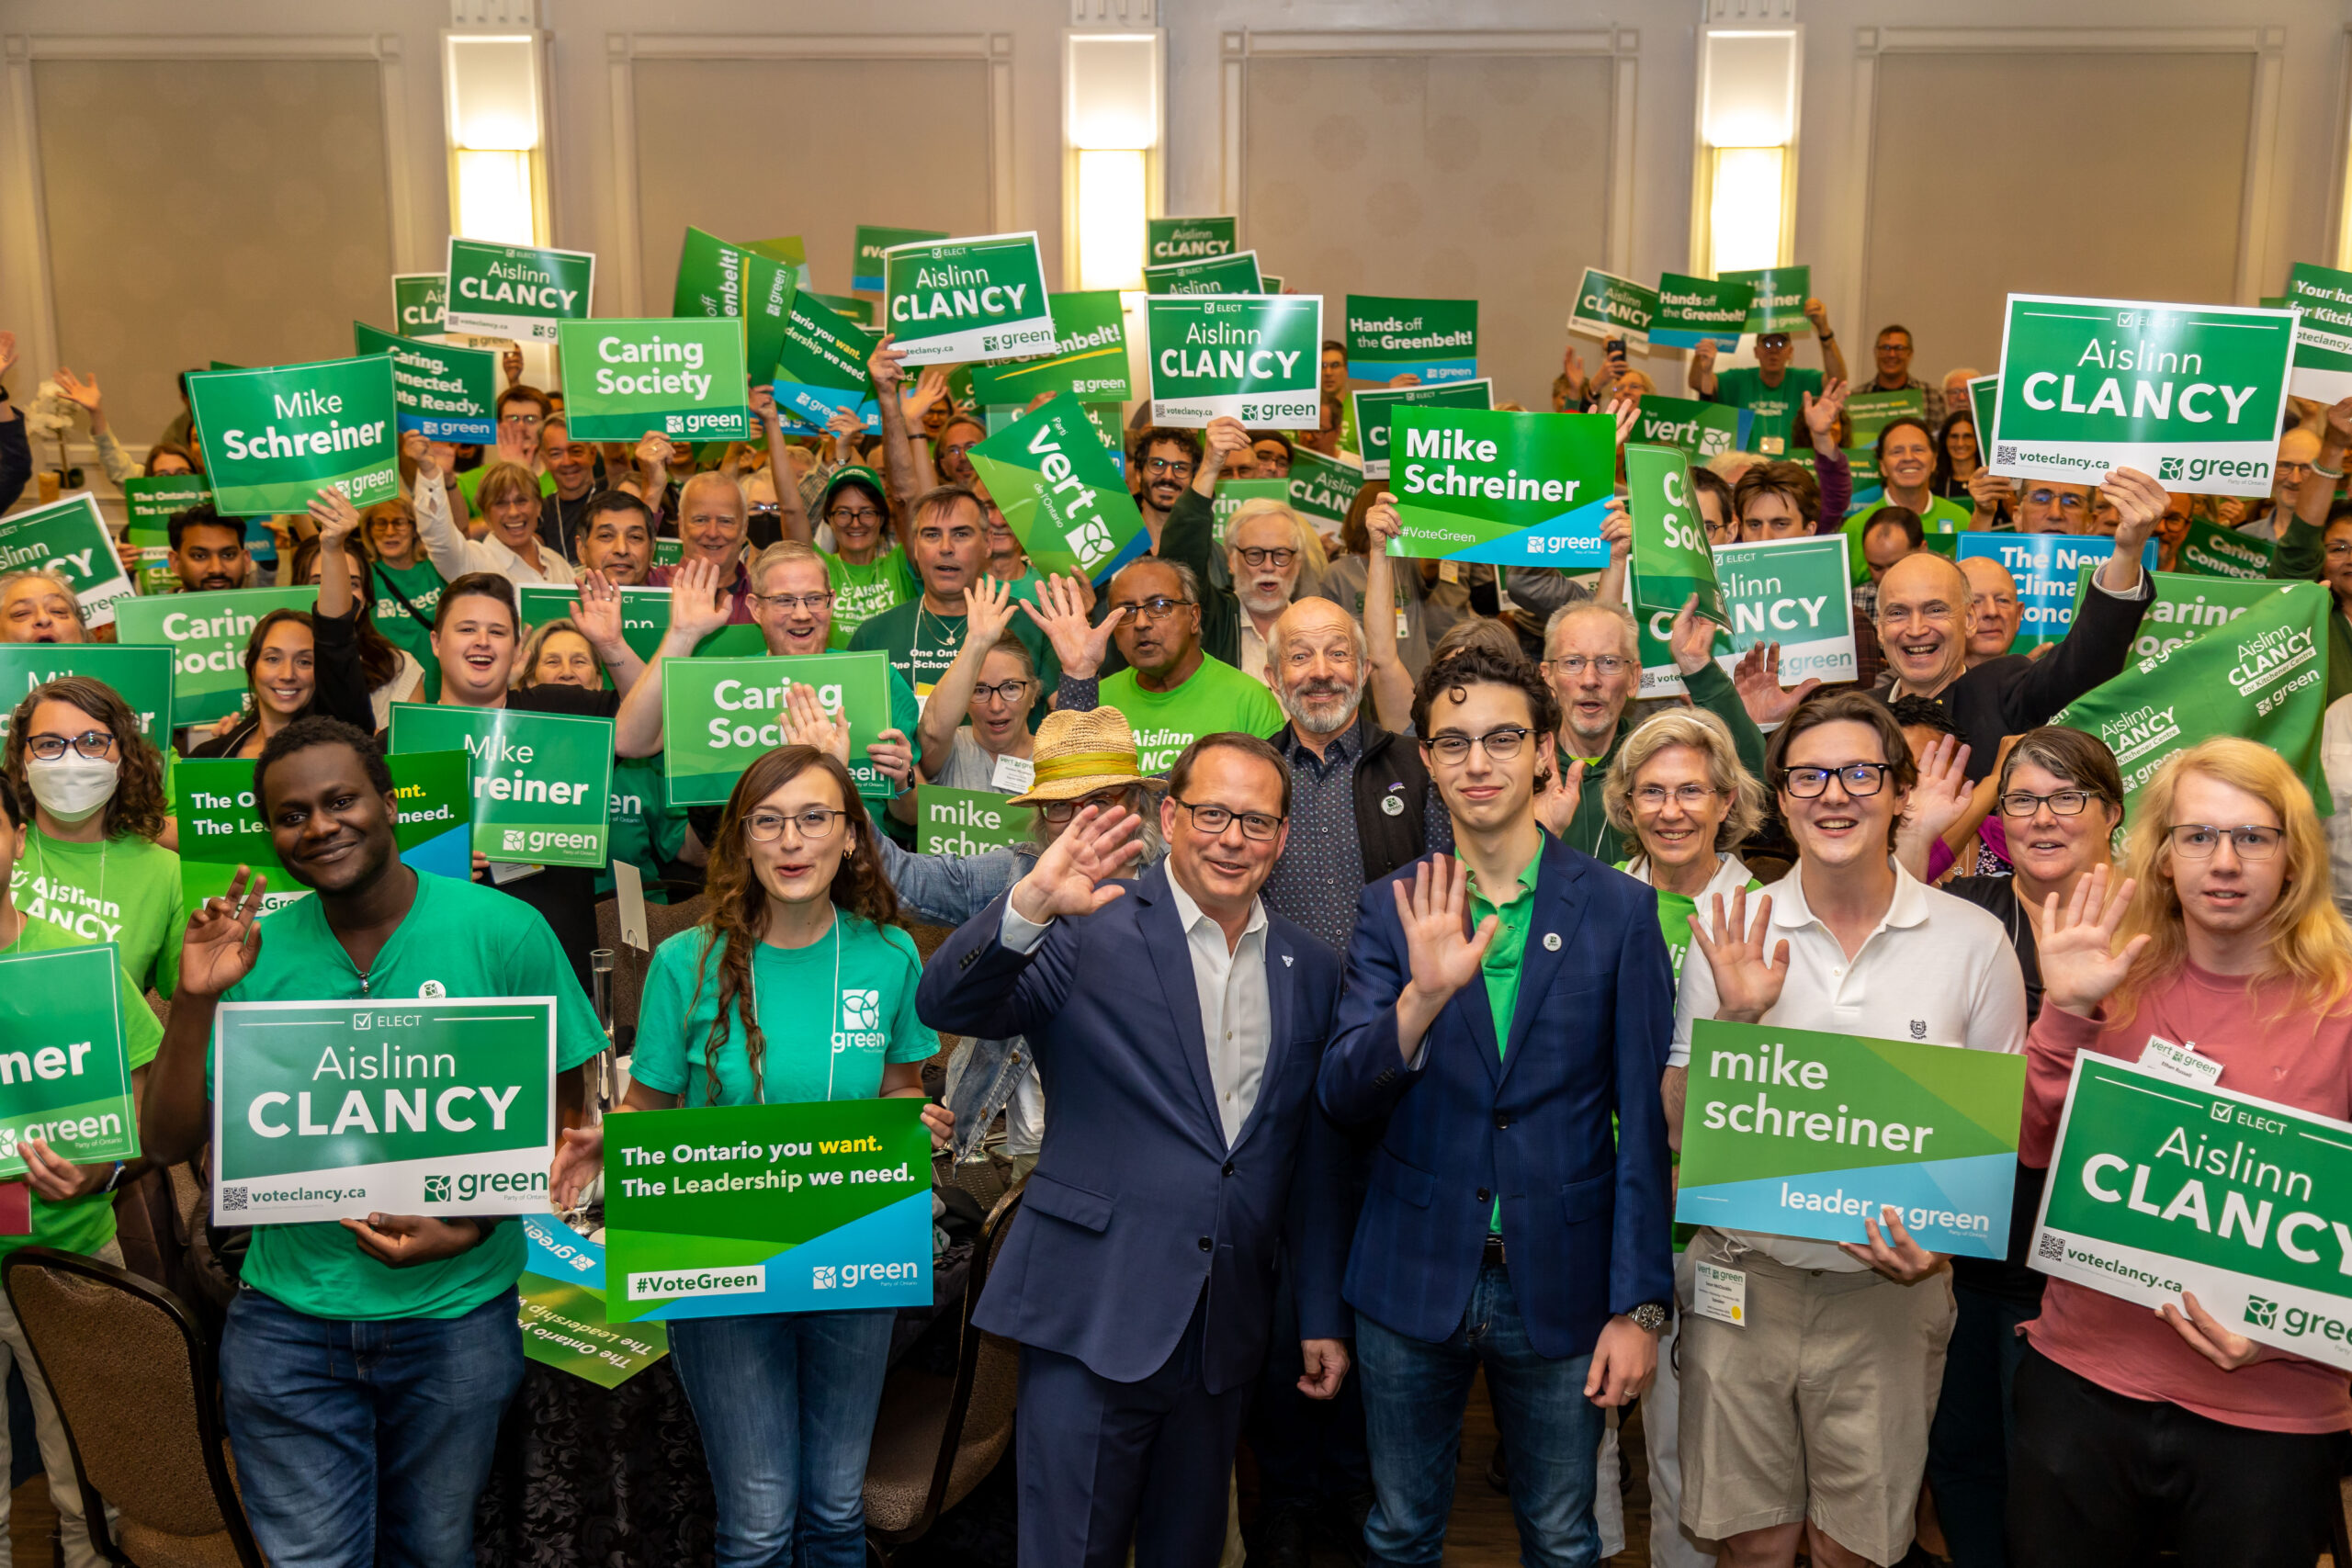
[1321,646,1677,1568]
[918,731,1354,1568]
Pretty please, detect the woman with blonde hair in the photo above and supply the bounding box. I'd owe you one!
[405,433,577,586]
[2010,737,2352,1566]
[1601,707,1764,977]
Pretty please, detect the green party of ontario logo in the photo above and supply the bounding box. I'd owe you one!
[2158,454,2269,485]
[2243,1295,2352,1344]
[422,1170,546,1203]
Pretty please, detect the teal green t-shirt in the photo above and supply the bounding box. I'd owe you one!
[370,558,447,695]
[629,917,937,1107]
[822,548,919,649]
[1843,494,1973,583]
[10,829,187,998]
[598,751,690,903]
[1713,366,1824,455]
[210,872,608,1321]
[1100,656,1285,774]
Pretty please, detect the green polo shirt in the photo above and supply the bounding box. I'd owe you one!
[1465,855,1534,1234]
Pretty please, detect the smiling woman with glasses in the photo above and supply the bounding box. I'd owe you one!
[914,576,1042,795]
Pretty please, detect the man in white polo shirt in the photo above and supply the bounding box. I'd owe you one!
[1662,689,2025,1568]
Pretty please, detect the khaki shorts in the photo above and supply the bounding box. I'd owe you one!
[1675,1228,1956,1565]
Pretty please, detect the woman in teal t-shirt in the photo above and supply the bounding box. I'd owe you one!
[550,744,944,1567]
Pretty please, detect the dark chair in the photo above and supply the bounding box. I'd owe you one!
[863,1183,1025,1559]
[593,889,709,1044]
[3,1246,265,1568]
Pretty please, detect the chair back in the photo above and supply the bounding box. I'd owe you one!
[3,1247,264,1568]
[594,890,710,1041]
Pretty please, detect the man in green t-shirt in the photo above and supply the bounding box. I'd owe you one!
[141,716,605,1568]
[1688,297,1849,456]
[0,772,162,1568]
[848,485,1059,705]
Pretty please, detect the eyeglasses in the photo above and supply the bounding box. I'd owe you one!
[499,412,544,427]
[1635,784,1724,809]
[1543,655,1631,677]
[748,502,782,517]
[1169,797,1283,840]
[1112,596,1192,623]
[1143,457,1196,478]
[744,807,849,842]
[2024,490,2088,511]
[752,591,834,612]
[2167,823,2282,860]
[970,679,1033,705]
[2325,540,2352,558]
[1235,547,1298,569]
[829,506,884,525]
[1425,727,1533,764]
[24,729,116,761]
[1999,789,2096,818]
[1038,790,1129,824]
[1780,762,1894,797]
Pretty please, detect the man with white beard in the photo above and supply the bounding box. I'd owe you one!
[1226,499,1312,692]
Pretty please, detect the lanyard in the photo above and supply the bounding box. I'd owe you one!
[747,914,842,1104]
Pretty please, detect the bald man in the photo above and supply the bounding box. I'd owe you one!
[1958,556,2023,665]
[649,468,758,622]
[2240,426,2322,543]
[1876,469,2162,775]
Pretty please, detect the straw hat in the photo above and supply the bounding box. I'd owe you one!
[1007,706,1161,806]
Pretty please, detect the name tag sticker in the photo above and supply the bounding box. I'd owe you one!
[991,753,1036,793]
[2138,1033,2222,1088]
[1690,1260,1747,1327]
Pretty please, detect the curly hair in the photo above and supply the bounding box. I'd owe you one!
[692,746,907,1106]
[4,676,170,842]
[1409,647,1563,758]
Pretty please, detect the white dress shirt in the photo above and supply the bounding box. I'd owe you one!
[413,469,578,587]
[1001,872,1274,1147]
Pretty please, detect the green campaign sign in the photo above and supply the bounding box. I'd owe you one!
[1351,378,1494,481]
[1143,251,1265,297]
[387,705,616,869]
[1651,273,1753,352]
[1346,295,1478,384]
[806,291,873,327]
[852,225,946,294]
[391,272,447,336]
[660,651,894,806]
[1385,407,1615,568]
[1644,533,1857,692]
[0,942,141,1179]
[968,291,1132,405]
[122,473,209,595]
[514,583,763,667]
[353,321,497,444]
[114,586,318,727]
[1991,294,2295,498]
[882,231,1056,365]
[1211,479,1292,548]
[773,291,881,434]
[1146,216,1238,264]
[443,238,594,343]
[602,1099,932,1323]
[2052,580,2330,809]
[1146,295,1322,429]
[2032,1054,2352,1370]
[1846,388,1926,447]
[0,493,135,628]
[2287,261,2352,403]
[1625,392,1747,461]
[210,997,558,1224]
[966,397,1148,585]
[2177,513,2277,580]
[675,228,797,384]
[1626,444,1725,626]
[175,751,472,913]
[1676,1020,2026,1259]
[1286,447,1366,525]
[518,1216,670,1388]
[2110,569,2279,664]
[744,235,812,288]
[916,785,1028,856]
[1723,265,1811,335]
[187,355,400,516]
[557,318,750,443]
[0,644,171,746]
[1566,268,1657,349]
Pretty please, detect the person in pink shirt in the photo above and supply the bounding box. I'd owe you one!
[2015,736,2352,1567]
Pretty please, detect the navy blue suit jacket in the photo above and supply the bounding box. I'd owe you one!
[1319,838,1675,1359]
[916,863,1352,1394]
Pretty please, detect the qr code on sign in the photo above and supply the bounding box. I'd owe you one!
[2036,1231,2064,1263]
[1996,445,2018,467]
[221,1186,248,1213]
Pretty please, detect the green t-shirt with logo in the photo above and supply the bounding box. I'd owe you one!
[598,751,689,904]
[1619,861,1765,978]
[821,548,920,649]
[847,599,1062,710]
[208,871,607,1321]
[1712,366,1824,455]
[10,829,186,998]
[989,564,1047,605]
[0,915,163,1263]
[630,918,937,1108]
[1099,656,1285,775]
[370,558,447,695]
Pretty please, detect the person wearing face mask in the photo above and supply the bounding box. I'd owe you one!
[3,676,185,996]
[0,569,86,645]
[407,437,576,587]
[913,576,1041,797]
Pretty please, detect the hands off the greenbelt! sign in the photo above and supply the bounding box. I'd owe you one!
[557,318,750,443]
[209,997,558,1224]
[0,942,142,1179]
[1345,295,1478,383]
[2032,1054,2352,1370]
[387,705,616,869]
[0,494,136,628]
[966,397,1148,585]
[1146,295,1321,429]
[187,355,401,516]
[443,239,594,343]
[1651,273,1753,352]
[1991,295,2294,498]
[1384,407,1615,569]
[882,231,1056,365]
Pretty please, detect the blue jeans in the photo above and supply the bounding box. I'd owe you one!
[218,1285,524,1568]
[669,1308,898,1568]
[1356,1261,1603,1568]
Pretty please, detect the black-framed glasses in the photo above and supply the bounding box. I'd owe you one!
[2167,823,2282,860]
[1038,789,1129,824]
[1112,595,1192,623]
[828,506,884,525]
[1169,796,1283,840]
[1143,457,1195,478]
[1780,762,1894,797]
[1425,727,1533,764]
[1235,547,1298,569]
[752,591,834,612]
[748,502,782,517]
[744,807,848,842]
[970,679,1033,705]
[1635,784,1724,809]
[1999,789,2096,818]
[24,729,116,762]
[1543,654,1631,677]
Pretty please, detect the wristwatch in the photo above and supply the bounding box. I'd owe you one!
[1628,1301,1670,1334]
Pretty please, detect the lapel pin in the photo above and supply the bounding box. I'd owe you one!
[1543,932,1562,951]
[1282,953,1294,967]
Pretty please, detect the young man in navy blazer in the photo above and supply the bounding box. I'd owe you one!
[1321,646,1677,1567]
[918,732,1354,1568]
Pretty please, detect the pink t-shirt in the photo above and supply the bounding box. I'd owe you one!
[2020,964,2352,1434]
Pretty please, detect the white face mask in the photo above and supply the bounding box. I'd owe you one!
[25,754,119,824]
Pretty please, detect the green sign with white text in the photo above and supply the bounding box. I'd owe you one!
[1144,251,1265,297]
[0,493,135,628]
[513,584,763,668]
[444,239,595,343]
[1566,268,1656,348]
[353,321,497,443]
[122,473,209,595]
[1846,388,1926,448]
[387,705,616,869]
[518,1216,671,1387]
[916,785,1028,856]
[1625,392,1747,461]
[175,751,473,913]
[557,318,750,443]
[0,942,141,1179]
[1146,216,1238,265]
[883,231,1056,364]
[187,355,400,516]
[675,228,797,384]
[1147,295,1322,429]
[1352,379,1494,481]
[660,651,895,806]
[2287,261,2352,403]
[1385,407,1614,568]
[391,272,446,336]
[1635,534,1857,696]
[969,291,1132,405]
[1286,447,1366,525]
[0,645,171,746]
[2177,514,2277,581]
[1651,273,1753,352]
[1627,444,1724,626]
[852,226,947,294]
[1347,295,1478,384]
[773,291,881,434]
[1724,265,1811,334]
[114,586,318,726]
[966,398,1148,585]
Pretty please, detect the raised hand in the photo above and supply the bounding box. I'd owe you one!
[1600,495,1633,566]
[1203,416,1251,479]
[2098,467,2167,547]
[52,367,102,415]
[962,573,1016,646]
[1667,593,1722,676]
[1689,886,1788,1023]
[1009,804,1144,923]
[748,383,778,423]
[571,570,627,651]
[825,407,869,448]
[1730,640,1820,728]
[866,727,914,790]
[1803,297,1833,336]
[664,556,732,644]
[1395,856,1498,1010]
[549,1124,604,1213]
[1803,378,1849,450]
[501,346,525,387]
[1607,391,1642,448]
[1562,344,1589,397]
[2326,396,2352,450]
[1364,492,1404,549]
[1534,757,1586,839]
[1019,572,1124,680]
[179,867,266,1000]
[778,682,852,764]
[905,366,951,423]
[636,431,678,479]
[0,331,17,381]
[1967,468,2015,518]
[401,428,441,484]
[1899,732,1973,851]
[1689,338,1718,379]
[307,485,362,549]
[867,334,906,396]
[2035,863,2148,1019]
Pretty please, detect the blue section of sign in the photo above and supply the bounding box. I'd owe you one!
[523,1213,606,1290]
[632,1189,933,1322]
[1441,494,1614,570]
[1676,1150,2018,1258]
[1650,327,1743,353]
[1352,357,1479,385]
[851,268,885,294]
[402,822,472,884]
[1956,532,2157,648]
[774,378,881,434]
[400,408,496,444]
